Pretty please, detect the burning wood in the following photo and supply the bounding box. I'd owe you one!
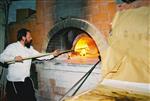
[69,34,99,58]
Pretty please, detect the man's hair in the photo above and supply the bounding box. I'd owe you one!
[122,0,136,4]
[116,0,136,4]
[17,28,31,41]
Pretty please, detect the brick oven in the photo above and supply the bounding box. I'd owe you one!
[35,18,108,101]
[8,0,116,101]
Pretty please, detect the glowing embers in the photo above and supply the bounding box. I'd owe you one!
[66,34,99,64]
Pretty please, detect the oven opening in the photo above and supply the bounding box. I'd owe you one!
[47,27,100,64]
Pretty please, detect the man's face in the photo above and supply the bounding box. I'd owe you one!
[24,32,32,48]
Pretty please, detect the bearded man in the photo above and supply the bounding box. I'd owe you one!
[0,28,60,101]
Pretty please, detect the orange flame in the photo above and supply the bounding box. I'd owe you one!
[72,35,98,57]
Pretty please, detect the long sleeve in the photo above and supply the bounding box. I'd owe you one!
[30,46,54,60]
[0,44,16,63]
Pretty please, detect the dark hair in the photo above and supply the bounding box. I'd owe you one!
[122,0,136,4]
[17,28,31,41]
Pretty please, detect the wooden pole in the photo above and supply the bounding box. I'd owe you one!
[6,49,74,64]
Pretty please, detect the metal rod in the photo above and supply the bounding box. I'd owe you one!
[59,68,91,101]
[59,60,100,101]
[72,60,100,96]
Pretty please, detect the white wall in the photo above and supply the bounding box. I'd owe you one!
[36,60,101,101]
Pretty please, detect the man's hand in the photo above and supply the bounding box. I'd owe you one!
[52,49,61,57]
[15,56,23,62]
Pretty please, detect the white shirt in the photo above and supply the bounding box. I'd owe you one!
[0,41,54,82]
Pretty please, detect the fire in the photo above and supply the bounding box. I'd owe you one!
[66,34,99,64]
[72,34,98,57]
[80,48,87,56]
[74,38,89,56]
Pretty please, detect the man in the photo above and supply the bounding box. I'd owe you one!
[0,28,60,101]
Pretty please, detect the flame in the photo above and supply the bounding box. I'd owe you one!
[80,48,87,56]
[73,35,98,57]
[74,37,89,56]
[66,34,99,64]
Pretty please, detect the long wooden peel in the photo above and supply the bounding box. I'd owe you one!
[6,49,74,64]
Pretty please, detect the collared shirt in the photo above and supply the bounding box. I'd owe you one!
[0,41,54,82]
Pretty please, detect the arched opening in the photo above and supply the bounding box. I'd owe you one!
[46,27,99,64]
[45,18,108,64]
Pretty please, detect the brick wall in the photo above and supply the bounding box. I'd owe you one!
[85,0,116,38]
[8,0,116,52]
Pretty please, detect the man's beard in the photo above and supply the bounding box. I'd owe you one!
[25,40,32,48]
